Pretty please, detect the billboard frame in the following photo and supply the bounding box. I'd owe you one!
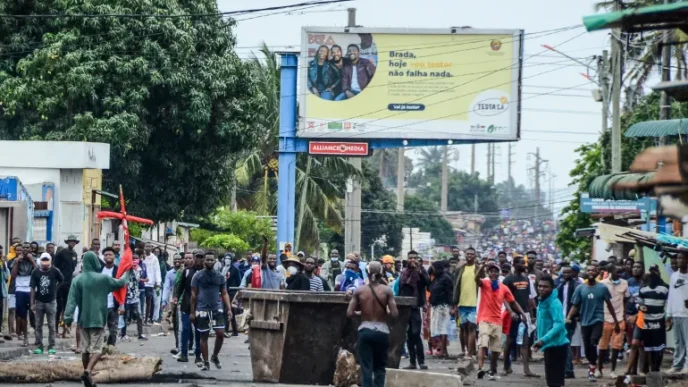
[298,26,524,142]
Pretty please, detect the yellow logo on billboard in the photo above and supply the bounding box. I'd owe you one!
[490,39,502,51]
[500,96,508,104]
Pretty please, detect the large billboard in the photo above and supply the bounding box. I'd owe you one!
[298,27,523,141]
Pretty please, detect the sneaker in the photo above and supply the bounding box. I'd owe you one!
[170,348,179,355]
[201,361,210,371]
[138,335,148,341]
[48,348,56,355]
[666,368,682,374]
[588,371,596,382]
[594,369,603,378]
[564,373,576,379]
[177,355,189,363]
[120,335,130,342]
[477,369,486,379]
[610,371,618,379]
[419,364,428,370]
[33,347,43,355]
[231,332,239,337]
[487,371,500,380]
[211,355,222,369]
[195,357,203,367]
[153,322,161,326]
[403,364,417,370]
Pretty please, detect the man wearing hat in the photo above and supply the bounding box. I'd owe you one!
[54,235,79,338]
[30,253,64,354]
[284,255,310,290]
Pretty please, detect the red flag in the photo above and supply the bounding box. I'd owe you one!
[113,246,133,305]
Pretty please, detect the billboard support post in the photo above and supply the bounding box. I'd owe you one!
[277,53,299,258]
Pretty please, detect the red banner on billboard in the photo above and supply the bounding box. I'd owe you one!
[308,141,369,156]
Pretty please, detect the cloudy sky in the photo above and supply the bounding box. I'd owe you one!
[218,0,623,208]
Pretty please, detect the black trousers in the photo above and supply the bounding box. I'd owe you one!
[0,296,4,333]
[358,329,389,387]
[406,308,425,366]
[55,283,70,328]
[544,344,568,387]
[172,304,179,349]
[106,308,118,346]
[581,323,603,366]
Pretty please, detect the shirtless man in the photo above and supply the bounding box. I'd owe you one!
[347,261,399,387]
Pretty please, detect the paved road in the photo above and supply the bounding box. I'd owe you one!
[0,324,673,387]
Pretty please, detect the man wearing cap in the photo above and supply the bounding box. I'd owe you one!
[382,255,397,283]
[284,255,310,290]
[54,235,79,338]
[30,253,64,354]
[175,249,205,364]
[11,246,37,347]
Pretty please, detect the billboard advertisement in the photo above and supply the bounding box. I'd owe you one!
[298,27,523,140]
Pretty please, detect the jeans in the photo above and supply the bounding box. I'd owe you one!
[318,90,334,100]
[139,291,146,316]
[358,329,389,387]
[673,317,688,370]
[565,323,575,375]
[335,90,360,101]
[122,303,143,337]
[106,307,118,346]
[406,308,425,366]
[153,290,161,322]
[35,300,57,348]
[181,312,199,358]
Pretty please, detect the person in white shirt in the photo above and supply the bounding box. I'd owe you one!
[143,243,161,325]
[667,251,688,373]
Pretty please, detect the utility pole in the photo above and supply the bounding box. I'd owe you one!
[529,147,547,220]
[441,146,448,213]
[599,50,610,168]
[486,144,492,181]
[507,143,515,206]
[470,144,476,175]
[490,144,496,183]
[659,0,672,140]
[344,8,361,255]
[396,147,405,211]
[610,1,622,173]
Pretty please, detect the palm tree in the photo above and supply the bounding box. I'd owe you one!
[235,43,361,251]
[417,146,444,171]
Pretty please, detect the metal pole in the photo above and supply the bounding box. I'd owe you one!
[344,8,361,255]
[659,0,672,142]
[600,50,609,169]
[610,1,622,173]
[276,53,299,258]
[470,144,476,175]
[441,146,448,213]
[535,147,541,220]
[396,147,405,211]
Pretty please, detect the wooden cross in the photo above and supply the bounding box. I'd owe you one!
[96,185,154,304]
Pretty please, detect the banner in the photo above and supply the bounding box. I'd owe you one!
[298,27,523,140]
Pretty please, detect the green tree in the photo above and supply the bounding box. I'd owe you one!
[205,208,275,251]
[403,195,456,245]
[361,162,403,258]
[201,234,250,253]
[0,0,265,221]
[417,146,444,171]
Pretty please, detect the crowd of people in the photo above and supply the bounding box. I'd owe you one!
[476,219,560,262]
[4,234,688,387]
[307,41,377,101]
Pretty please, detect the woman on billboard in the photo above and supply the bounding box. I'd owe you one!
[307,45,340,100]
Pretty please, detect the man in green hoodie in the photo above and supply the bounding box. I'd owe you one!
[63,251,129,387]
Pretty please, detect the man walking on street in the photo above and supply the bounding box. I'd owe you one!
[54,235,78,338]
[599,264,629,378]
[502,256,538,377]
[100,247,119,347]
[190,250,232,371]
[475,262,526,380]
[347,261,399,387]
[143,243,161,325]
[12,247,36,347]
[30,253,63,354]
[566,264,621,382]
[557,263,581,379]
[399,250,429,370]
[120,255,146,341]
[532,276,569,387]
[453,247,480,359]
[163,254,182,352]
[63,251,129,387]
[176,250,204,363]
[667,251,688,373]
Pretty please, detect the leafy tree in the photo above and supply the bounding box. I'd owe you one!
[368,148,413,189]
[361,162,402,258]
[205,208,275,251]
[402,195,456,245]
[201,234,250,253]
[0,0,265,221]
[416,146,444,171]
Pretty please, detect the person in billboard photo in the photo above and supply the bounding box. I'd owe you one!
[336,44,377,101]
[307,45,340,100]
[329,45,347,96]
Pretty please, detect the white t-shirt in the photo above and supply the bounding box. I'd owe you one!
[351,67,361,92]
[102,266,115,308]
[668,271,688,318]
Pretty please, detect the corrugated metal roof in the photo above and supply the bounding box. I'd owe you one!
[588,172,653,200]
[583,2,688,32]
[624,119,688,138]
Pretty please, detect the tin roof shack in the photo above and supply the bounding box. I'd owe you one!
[0,141,110,251]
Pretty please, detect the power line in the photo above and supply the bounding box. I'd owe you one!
[0,0,353,19]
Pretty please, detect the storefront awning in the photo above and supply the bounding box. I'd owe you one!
[588,172,654,200]
[582,2,688,33]
[625,119,688,138]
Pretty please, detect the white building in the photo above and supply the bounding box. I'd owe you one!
[0,141,110,251]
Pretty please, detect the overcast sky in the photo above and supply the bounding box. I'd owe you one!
[218,0,617,206]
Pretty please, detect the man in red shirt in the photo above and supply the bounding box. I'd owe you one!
[475,262,527,380]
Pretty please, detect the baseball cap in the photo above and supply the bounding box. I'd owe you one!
[193,249,205,257]
[250,256,261,263]
[40,252,51,262]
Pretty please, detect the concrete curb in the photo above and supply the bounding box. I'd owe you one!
[385,368,463,387]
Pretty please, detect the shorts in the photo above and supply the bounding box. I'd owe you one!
[81,327,104,354]
[501,310,511,335]
[144,287,154,298]
[7,294,16,309]
[641,320,666,352]
[195,310,226,332]
[430,305,451,337]
[478,321,502,353]
[599,321,626,350]
[15,291,31,318]
[458,306,477,325]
